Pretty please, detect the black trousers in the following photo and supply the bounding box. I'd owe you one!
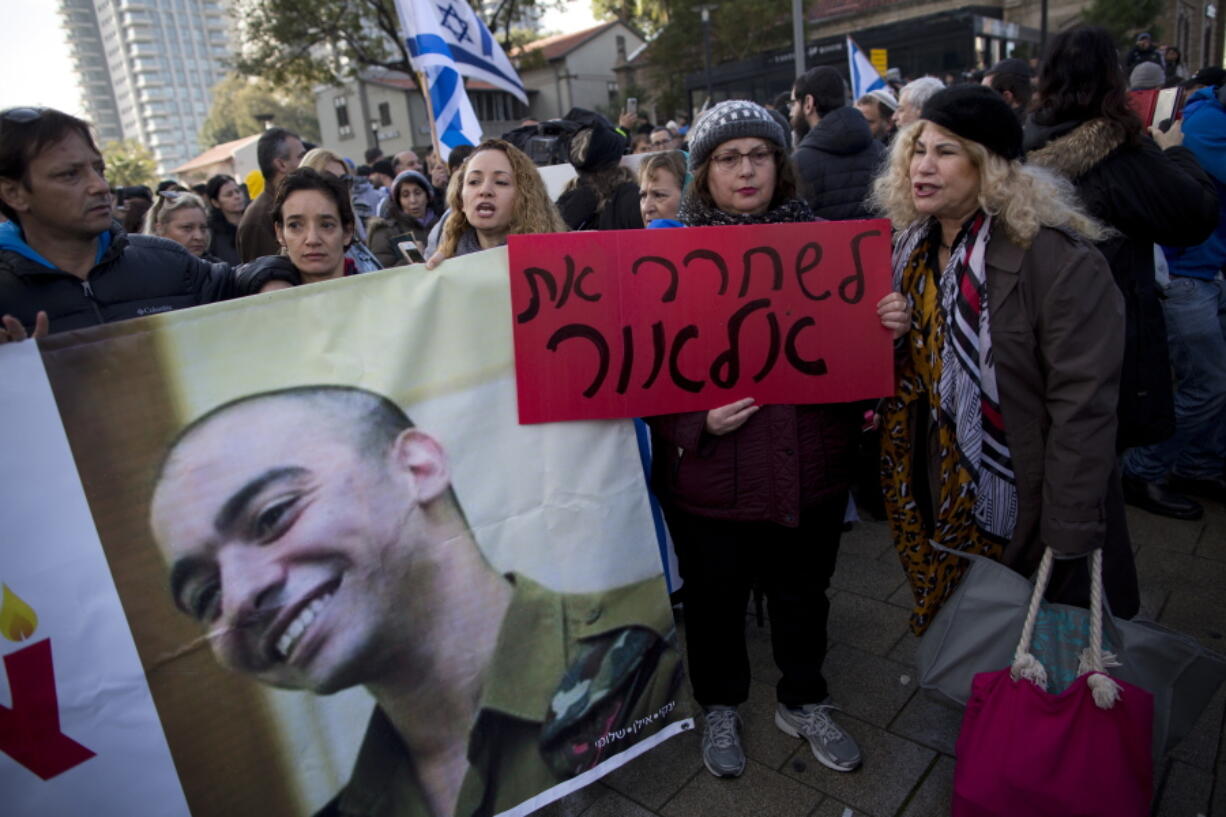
[667,492,847,708]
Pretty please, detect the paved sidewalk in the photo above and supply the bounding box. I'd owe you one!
[534,501,1226,817]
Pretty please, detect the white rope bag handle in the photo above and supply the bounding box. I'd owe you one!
[1010,547,1122,710]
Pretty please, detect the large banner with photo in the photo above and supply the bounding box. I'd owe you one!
[1,247,693,817]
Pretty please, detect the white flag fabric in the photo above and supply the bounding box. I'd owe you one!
[401,0,528,103]
[847,36,886,100]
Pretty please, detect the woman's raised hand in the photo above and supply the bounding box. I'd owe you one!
[877,292,910,339]
[704,397,759,436]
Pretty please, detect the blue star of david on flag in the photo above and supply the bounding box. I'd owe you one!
[396,0,528,157]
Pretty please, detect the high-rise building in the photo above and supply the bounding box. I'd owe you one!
[59,0,231,174]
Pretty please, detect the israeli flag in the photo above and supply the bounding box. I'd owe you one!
[847,36,886,100]
[396,0,529,156]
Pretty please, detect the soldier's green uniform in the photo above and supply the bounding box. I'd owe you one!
[316,573,687,817]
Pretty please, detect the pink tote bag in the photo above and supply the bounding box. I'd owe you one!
[951,549,1153,817]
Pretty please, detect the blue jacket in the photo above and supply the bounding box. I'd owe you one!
[1163,86,1226,280]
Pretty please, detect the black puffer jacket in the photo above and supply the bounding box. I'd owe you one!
[792,106,885,221]
[1025,117,1220,448]
[0,222,238,334]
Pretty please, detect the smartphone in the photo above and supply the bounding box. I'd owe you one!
[626,97,638,116]
[396,238,426,265]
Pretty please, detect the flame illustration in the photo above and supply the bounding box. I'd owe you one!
[0,584,38,642]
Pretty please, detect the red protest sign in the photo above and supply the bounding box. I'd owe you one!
[508,220,895,423]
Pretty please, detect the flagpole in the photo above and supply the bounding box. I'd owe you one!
[416,70,444,160]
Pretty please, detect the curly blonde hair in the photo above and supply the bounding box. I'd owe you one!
[869,121,1108,248]
[439,139,566,258]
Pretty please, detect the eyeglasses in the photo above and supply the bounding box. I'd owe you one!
[710,147,777,172]
[1,107,44,124]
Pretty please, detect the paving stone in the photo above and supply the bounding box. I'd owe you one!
[838,520,894,561]
[885,579,915,611]
[1195,502,1226,562]
[888,689,963,757]
[1153,760,1213,817]
[779,715,936,817]
[831,551,909,602]
[745,613,783,687]
[1134,547,1226,597]
[1158,585,1226,651]
[1126,506,1203,554]
[810,797,855,816]
[741,679,803,771]
[600,725,702,811]
[822,642,917,728]
[1170,683,1226,771]
[660,758,823,817]
[578,787,661,817]
[528,782,611,817]
[827,592,912,657]
[897,755,955,817]
[886,630,921,669]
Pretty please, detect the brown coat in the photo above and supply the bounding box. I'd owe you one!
[906,226,1126,575]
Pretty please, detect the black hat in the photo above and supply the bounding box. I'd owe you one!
[987,57,1031,78]
[920,85,1023,160]
[569,118,627,172]
[1192,66,1226,87]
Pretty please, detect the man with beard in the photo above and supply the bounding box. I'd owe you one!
[790,66,885,220]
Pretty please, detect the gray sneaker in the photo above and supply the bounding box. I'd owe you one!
[775,700,861,772]
[701,706,746,778]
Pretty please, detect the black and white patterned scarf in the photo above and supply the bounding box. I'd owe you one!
[892,212,1018,541]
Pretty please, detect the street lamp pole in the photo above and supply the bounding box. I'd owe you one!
[701,6,714,104]
[370,119,381,153]
[793,0,806,78]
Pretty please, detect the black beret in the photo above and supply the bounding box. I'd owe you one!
[920,85,1023,161]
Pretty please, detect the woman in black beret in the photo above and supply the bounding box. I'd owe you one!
[870,84,1139,635]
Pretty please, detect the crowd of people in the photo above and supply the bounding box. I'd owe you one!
[1,21,1223,799]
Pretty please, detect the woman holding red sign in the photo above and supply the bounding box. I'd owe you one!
[647,99,909,781]
[869,85,1138,638]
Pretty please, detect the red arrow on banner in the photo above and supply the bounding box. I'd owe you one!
[0,639,96,779]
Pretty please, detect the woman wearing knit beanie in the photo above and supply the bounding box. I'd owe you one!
[646,98,909,781]
[869,84,1140,639]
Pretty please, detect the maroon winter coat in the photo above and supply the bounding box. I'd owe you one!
[647,403,861,527]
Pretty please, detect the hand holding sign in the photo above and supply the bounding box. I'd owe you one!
[509,220,897,423]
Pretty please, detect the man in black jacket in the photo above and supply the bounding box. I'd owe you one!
[0,107,237,338]
[790,67,885,220]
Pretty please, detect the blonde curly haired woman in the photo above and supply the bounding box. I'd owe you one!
[869,84,1140,636]
[427,139,565,265]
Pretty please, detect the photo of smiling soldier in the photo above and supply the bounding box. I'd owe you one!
[149,384,683,817]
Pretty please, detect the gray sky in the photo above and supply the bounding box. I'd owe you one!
[2,0,85,115]
[0,1,599,119]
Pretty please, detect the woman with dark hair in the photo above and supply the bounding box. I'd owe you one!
[205,174,245,264]
[1162,46,1189,87]
[1024,25,1218,518]
[367,170,437,266]
[646,99,908,781]
[236,167,359,292]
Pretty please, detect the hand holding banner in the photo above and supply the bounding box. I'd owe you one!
[509,220,896,424]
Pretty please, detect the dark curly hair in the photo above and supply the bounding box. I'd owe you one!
[1034,25,1142,144]
[272,167,355,246]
